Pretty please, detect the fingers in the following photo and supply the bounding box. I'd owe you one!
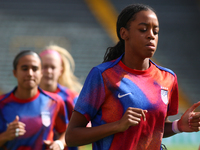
[127,107,148,121]
[124,107,147,126]
[7,117,26,139]
[188,125,200,132]
[188,101,200,113]
[14,115,19,122]
[118,107,148,132]
[142,110,148,121]
[44,140,61,150]
[44,140,52,145]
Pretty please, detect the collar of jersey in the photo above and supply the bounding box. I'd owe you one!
[118,60,154,75]
[11,89,40,103]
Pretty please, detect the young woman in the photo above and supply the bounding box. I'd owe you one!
[39,45,82,150]
[65,4,200,150]
[39,45,82,119]
[0,50,68,150]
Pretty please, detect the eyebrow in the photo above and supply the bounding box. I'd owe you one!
[21,65,39,68]
[138,22,159,28]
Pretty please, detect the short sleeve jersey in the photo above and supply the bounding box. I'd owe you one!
[55,84,79,150]
[56,84,78,119]
[0,88,68,150]
[74,55,178,150]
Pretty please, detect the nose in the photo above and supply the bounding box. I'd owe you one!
[28,69,34,76]
[147,29,155,40]
[46,67,53,73]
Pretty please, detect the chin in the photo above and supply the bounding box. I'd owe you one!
[25,86,37,90]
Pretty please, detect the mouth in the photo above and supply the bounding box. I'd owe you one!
[146,42,155,49]
[43,75,52,79]
[25,79,35,83]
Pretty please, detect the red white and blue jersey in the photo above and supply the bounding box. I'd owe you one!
[55,84,78,119]
[74,55,179,150]
[55,84,78,150]
[0,87,68,150]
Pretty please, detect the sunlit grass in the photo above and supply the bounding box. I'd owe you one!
[78,144,92,150]
[78,144,199,150]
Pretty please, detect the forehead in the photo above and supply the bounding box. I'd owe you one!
[41,54,62,65]
[17,54,41,67]
[134,10,158,25]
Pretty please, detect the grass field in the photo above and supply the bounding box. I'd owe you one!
[78,144,199,150]
[165,145,199,150]
[77,132,200,150]
[79,144,92,150]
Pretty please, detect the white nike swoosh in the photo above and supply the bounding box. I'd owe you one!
[118,93,131,98]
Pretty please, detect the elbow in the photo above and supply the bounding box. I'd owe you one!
[65,129,74,147]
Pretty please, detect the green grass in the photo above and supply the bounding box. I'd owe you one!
[78,144,199,150]
[78,144,92,150]
[166,145,198,150]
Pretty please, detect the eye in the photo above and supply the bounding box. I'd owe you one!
[32,66,39,72]
[22,68,28,71]
[21,66,28,71]
[154,31,159,35]
[43,65,49,70]
[139,28,147,32]
[154,28,159,35]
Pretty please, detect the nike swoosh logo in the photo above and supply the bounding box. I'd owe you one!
[118,93,131,98]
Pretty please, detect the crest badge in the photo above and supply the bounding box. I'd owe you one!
[161,89,168,104]
[41,111,51,127]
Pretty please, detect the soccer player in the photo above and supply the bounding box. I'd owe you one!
[65,4,200,150]
[39,45,82,150]
[39,45,82,120]
[0,50,68,150]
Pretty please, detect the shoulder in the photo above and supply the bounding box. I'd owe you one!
[95,56,122,73]
[150,60,176,77]
[0,88,15,102]
[57,84,78,97]
[0,93,10,102]
[39,88,63,103]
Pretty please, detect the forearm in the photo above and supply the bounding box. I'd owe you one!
[0,132,8,147]
[57,132,66,147]
[163,121,176,138]
[66,120,120,146]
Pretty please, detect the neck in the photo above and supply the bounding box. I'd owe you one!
[40,82,57,93]
[14,87,38,100]
[122,53,150,70]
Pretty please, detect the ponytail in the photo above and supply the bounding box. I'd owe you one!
[103,41,125,62]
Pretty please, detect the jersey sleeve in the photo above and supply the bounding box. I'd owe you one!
[74,67,106,121]
[54,95,69,133]
[65,99,74,120]
[167,74,179,116]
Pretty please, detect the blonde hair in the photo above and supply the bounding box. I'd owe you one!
[43,44,82,93]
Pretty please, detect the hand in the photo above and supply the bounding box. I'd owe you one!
[117,107,148,132]
[178,101,200,132]
[44,140,63,150]
[4,116,26,141]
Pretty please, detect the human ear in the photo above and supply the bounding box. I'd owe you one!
[60,66,63,75]
[120,27,129,40]
[13,70,17,78]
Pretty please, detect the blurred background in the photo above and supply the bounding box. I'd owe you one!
[0,0,199,149]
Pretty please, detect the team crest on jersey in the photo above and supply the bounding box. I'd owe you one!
[41,111,51,127]
[161,88,168,104]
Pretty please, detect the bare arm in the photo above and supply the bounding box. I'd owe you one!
[163,117,176,138]
[163,101,200,138]
[65,107,147,147]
